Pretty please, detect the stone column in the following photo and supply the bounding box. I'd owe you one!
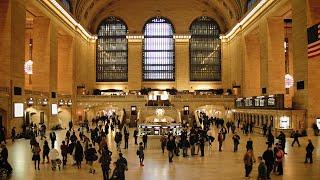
[266,17,286,95]
[175,37,189,91]
[292,0,309,127]
[0,0,26,135]
[127,37,142,90]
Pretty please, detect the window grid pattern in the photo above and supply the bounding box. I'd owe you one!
[189,16,221,81]
[96,17,128,82]
[143,17,175,81]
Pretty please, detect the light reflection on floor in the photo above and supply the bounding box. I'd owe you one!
[5,128,320,180]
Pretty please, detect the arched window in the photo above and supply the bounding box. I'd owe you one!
[189,16,221,81]
[143,17,175,81]
[96,17,128,82]
[61,0,71,11]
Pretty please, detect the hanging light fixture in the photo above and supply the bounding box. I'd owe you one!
[25,39,33,84]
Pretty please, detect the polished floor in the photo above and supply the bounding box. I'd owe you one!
[5,127,320,180]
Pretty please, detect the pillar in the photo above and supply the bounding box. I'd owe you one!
[175,38,189,91]
[128,38,142,90]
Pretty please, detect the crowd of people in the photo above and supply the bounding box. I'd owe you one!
[0,111,317,180]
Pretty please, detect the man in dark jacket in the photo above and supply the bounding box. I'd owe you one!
[291,130,301,147]
[133,129,138,145]
[305,139,314,163]
[115,153,127,180]
[142,134,148,149]
[262,146,274,179]
[246,138,253,151]
[124,131,129,149]
[50,132,56,149]
[99,146,112,180]
[232,132,240,152]
[167,136,176,163]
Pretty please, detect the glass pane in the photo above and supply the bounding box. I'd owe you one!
[96,17,128,82]
[143,17,175,81]
[189,16,221,81]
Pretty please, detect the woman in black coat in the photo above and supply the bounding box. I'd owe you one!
[74,141,84,169]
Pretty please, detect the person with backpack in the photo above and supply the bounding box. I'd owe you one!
[86,144,98,174]
[32,142,41,170]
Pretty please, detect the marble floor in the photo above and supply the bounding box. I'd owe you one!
[5,128,320,180]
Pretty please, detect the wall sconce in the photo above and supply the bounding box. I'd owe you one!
[27,97,34,106]
[67,100,72,106]
[58,99,65,106]
[42,98,48,106]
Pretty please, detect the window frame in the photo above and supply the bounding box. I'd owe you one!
[142,16,176,81]
[96,16,128,82]
[189,16,221,81]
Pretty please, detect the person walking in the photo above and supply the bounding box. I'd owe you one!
[75,141,84,169]
[160,135,167,153]
[167,136,175,163]
[199,135,205,157]
[133,129,138,145]
[137,142,144,166]
[99,146,112,180]
[142,134,148,149]
[32,142,41,170]
[305,139,314,164]
[218,132,224,152]
[113,153,128,180]
[246,137,253,151]
[232,132,240,152]
[11,127,16,142]
[50,132,56,149]
[86,144,98,173]
[291,130,301,147]
[243,149,255,178]
[257,156,267,180]
[262,146,274,179]
[124,131,129,149]
[42,140,50,163]
[60,141,68,167]
[275,144,284,175]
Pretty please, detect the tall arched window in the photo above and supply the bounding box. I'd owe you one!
[143,17,175,81]
[189,16,221,81]
[61,0,71,11]
[96,17,128,82]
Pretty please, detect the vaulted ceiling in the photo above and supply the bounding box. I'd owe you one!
[69,0,249,34]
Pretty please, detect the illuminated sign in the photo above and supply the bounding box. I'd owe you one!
[24,60,33,74]
[13,103,24,118]
[51,104,58,115]
[285,74,294,88]
[279,116,290,129]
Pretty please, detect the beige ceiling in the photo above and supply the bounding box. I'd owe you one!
[70,0,249,34]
